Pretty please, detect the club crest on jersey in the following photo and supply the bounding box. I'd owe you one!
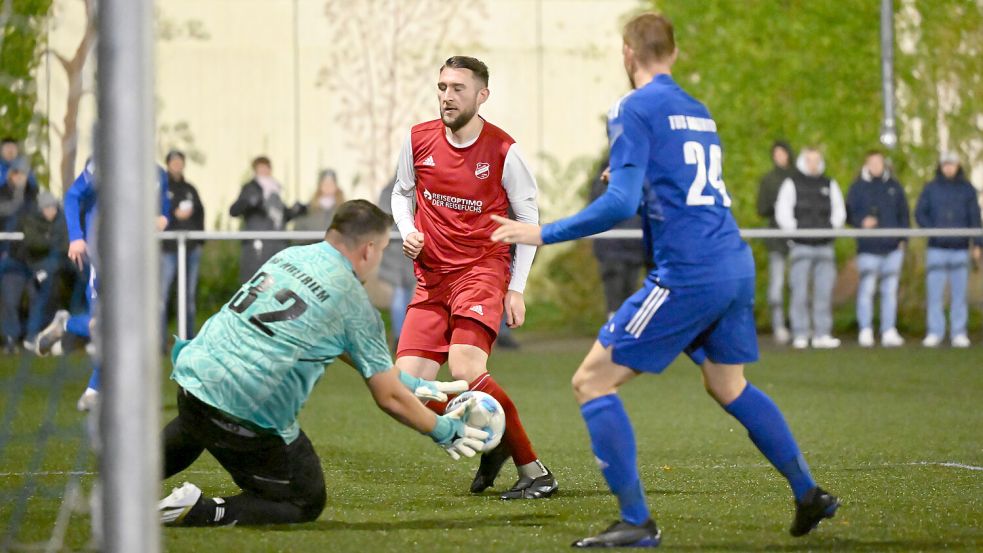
[475,162,490,180]
[423,189,433,201]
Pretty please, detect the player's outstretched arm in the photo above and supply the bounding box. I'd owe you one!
[492,166,644,246]
[366,368,487,459]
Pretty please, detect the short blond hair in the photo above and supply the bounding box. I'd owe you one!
[623,13,675,64]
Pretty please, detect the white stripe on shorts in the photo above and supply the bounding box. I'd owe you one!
[625,286,668,336]
[630,289,670,338]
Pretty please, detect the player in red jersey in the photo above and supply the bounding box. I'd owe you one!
[391,56,557,499]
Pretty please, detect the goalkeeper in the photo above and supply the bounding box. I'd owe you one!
[159,200,487,527]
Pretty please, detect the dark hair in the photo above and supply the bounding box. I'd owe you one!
[252,156,271,170]
[327,200,392,245]
[440,56,489,87]
[1,137,17,146]
[623,13,675,64]
[166,149,186,162]
[865,149,884,159]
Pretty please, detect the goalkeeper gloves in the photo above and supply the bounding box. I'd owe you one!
[398,370,468,402]
[428,397,489,460]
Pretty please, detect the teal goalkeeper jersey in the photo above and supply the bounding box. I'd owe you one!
[171,242,393,443]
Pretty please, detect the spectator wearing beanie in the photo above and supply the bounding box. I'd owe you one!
[915,151,983,348]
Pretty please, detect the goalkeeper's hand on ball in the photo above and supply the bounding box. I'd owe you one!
[428,397,489,460]
[398,370,468,402]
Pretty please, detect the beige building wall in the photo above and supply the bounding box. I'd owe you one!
[39,0,637,229]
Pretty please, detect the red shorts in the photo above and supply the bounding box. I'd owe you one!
[396,256,510,364]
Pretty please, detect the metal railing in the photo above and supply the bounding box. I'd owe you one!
[2,227,981,340]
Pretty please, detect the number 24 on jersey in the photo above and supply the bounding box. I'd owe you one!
[684,141,732,208]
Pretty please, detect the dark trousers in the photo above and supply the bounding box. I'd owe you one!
[598,261,646,315]
[162,387,327,525]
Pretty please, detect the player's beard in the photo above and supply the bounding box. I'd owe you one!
[441,104,477,133]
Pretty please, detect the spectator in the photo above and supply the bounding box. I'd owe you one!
[915,151,983,348]
[160,150,205,350]
[590,156,647,318]
[293,169,344,233]
[846,150,910,348]
[775,147,846,349]
[0,138,17,185]
[0,159,38,238]
[757,141,795,344]
[229,156,305,283]
[0,138,39,191]
[376,178,415,348]
[0,192,68,353]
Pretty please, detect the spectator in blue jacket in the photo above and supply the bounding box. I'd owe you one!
[915,151,983,348]
[0,139,39,191]
[846,150,910,348]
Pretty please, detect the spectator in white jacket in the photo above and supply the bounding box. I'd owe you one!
[775,148,846,349]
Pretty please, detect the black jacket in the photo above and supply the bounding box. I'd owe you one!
[163,176,205,251]
[915,167,983,250]
[846,168,910,254]
[229,180,305,232]
[11,208,68,266]
[757,165,792,254]
[0,181,37,231]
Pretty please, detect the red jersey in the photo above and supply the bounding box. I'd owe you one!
[409,118,514,274]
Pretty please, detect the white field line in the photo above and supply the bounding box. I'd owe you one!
[1,461,981,478]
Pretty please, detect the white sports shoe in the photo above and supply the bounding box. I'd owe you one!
[773,327,791,345]
[792,336,809,349]
[35,309,69,356]
[881,328,905,347]
[951,334,971,348]
[922,334,943,348]
[76,387,100,412]
[858,328,875,348]
[159,482,203,526]
[811,335,841,349]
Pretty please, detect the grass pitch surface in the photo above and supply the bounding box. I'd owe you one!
[1,339,981,551]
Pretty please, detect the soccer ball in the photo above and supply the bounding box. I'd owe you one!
[445,391,505,452]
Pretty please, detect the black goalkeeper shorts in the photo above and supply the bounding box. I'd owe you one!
[166,387,326,511]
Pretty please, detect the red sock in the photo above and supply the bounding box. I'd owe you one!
[469,372,538,465]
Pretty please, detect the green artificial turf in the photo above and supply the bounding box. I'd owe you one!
[1,339,981,552]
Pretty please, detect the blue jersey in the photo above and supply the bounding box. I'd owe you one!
[544,74,754,287]
[64,160,170,242]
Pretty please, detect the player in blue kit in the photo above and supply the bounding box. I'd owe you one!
[35,159,170,411]
[493,13,838,548]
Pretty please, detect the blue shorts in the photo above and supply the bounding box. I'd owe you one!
[598,275,759,373]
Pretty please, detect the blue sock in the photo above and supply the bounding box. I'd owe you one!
[87,364,100,391]
[724,383,816,501]
[66,314,91,339]
[580,394,650,525]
